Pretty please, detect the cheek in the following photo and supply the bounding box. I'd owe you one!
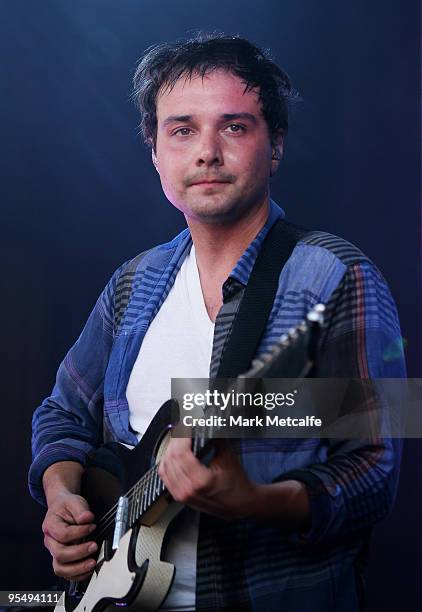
[155,139,184,186]
[158,160,180,190]
[157,162,188,206]
[238,145,271,180]
[241,137,270,163]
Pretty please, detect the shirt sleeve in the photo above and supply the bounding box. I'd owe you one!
[28,261,128,506]
[273,260,406,543]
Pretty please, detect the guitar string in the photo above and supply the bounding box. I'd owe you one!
[95,431,205,539]
[94,447,189,540]
[94,444,171,535]
[93,429,208,540]
[93,463,160,539]
[93,432,207,541]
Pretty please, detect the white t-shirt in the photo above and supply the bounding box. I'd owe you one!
[126,244,214,611]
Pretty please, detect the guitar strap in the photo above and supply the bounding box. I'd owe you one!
[216,217,308,378]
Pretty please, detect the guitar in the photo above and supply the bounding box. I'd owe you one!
[56,303,325,612]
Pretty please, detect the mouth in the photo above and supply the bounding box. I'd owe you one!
[190,181,230,187]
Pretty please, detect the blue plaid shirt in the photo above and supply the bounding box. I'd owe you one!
[30,200,406,611]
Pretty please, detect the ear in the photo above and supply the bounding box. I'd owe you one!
[151,148,159,173]
[270,132,284,177]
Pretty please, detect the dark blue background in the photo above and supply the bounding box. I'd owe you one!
[1,1,420,609]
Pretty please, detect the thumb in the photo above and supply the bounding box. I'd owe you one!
[63,494,95,525]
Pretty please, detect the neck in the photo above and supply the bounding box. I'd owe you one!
[184,196,270,322]
[187,197,270,284]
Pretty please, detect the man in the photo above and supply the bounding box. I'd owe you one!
[30,34,405,611]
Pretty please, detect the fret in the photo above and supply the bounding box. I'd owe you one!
[152,470,158,499]
[152,469,157,500]
[150,471,156,503]
[140,477,146,513]
[140,481,146,516]
[159,474,164,496]
[135,482,141,520]
[156,470,164,497]
[132,484,137,521]
[141,478,147,513]
[129,491,134,526]
[144,473,149,507]
[147,470,153,507]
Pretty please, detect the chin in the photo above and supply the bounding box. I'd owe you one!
[188,201,244,224]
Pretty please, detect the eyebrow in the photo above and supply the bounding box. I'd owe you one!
[161,112,258,127]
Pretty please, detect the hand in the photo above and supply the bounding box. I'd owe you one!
[158,437,258,520]
[42,491,98,581]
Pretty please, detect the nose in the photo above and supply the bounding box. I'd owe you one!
[195,131,223,168]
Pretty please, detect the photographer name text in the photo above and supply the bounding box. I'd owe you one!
[182,414,322,428]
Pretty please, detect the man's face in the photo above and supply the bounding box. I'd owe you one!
[153,69,278,224]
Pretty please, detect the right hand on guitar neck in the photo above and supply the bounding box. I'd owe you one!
[42,462,98,582]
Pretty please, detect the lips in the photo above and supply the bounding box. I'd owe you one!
[190,180,229,186]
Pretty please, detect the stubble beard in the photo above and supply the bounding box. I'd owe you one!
[184,181,269,226]
[182,190,253,225]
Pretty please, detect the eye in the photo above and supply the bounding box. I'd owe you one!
[173,127,192,136]
[225,124,246,133]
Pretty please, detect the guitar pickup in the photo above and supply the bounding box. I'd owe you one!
[112,495,129,550]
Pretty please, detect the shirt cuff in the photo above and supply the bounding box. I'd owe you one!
[272,468,334,544]
[29,442,93,506]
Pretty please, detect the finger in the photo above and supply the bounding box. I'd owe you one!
[53,556,97,580]
[43,515,96,544]
[167,438,209,481]
[159,450,188,499]
[62,496,95,525]
[168,436,192,451]
[44,535,98,564]
[62,508,95,525]
[160,456,191,498]
[163,466,226,516]
[174,452,212,492]
[162,450,210,502]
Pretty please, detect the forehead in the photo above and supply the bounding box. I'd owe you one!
[156,70,263,120]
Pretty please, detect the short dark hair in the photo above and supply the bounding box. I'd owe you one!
[132,32,295,150]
